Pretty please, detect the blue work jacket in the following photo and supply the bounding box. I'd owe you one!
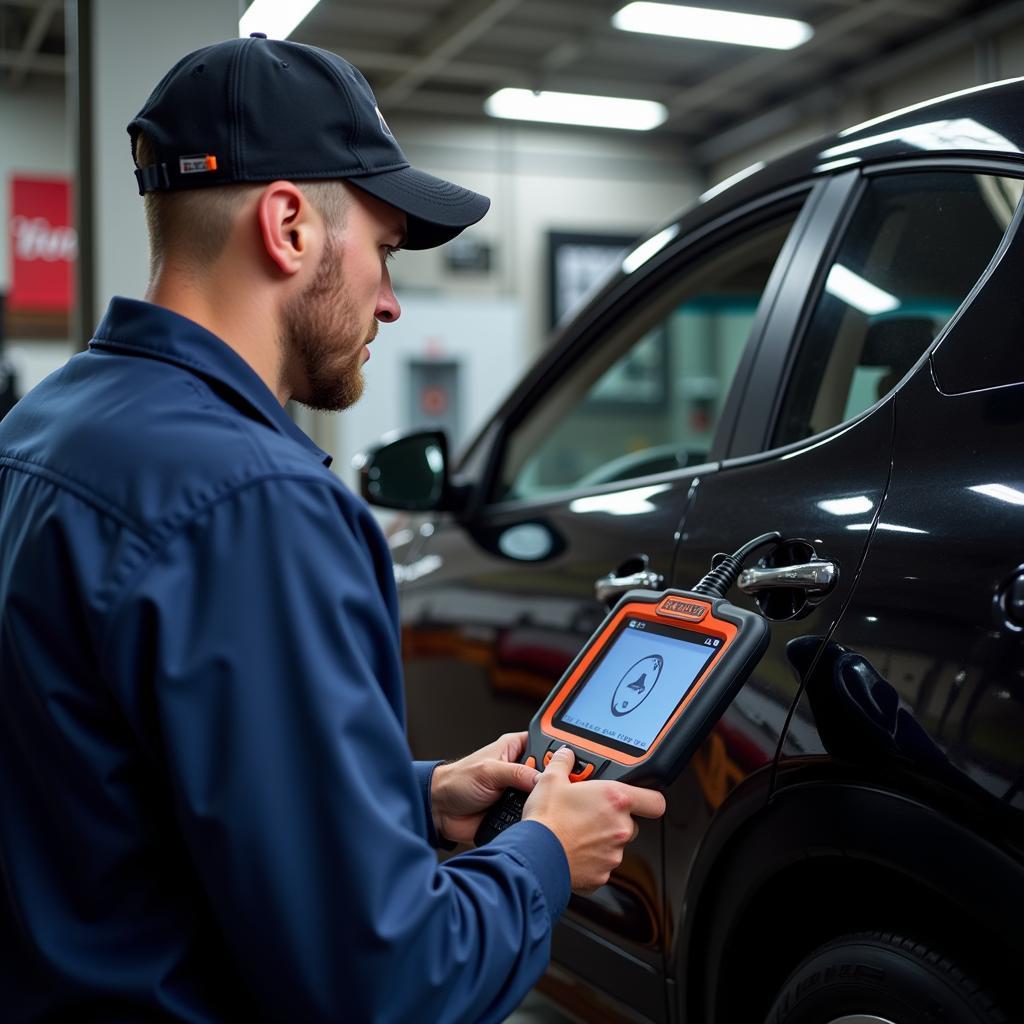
[0,297,569,1022]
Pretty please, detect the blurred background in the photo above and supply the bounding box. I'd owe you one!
[2,0,1023,494]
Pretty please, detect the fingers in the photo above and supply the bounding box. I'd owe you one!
[538,745,574,781]
[619,784,666,820]
[501,731,529,762]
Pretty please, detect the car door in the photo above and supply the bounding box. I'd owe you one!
[394,181,831,1022]
[664,165,1024,1023]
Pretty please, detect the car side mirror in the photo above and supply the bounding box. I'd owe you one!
[356,429,465,512]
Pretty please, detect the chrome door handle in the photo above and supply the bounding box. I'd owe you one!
[738,561,837,594]
[594,569,664,604]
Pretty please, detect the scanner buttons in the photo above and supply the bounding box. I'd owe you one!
[542,749,595,782]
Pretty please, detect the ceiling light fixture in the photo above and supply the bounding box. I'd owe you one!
[239,0,322,40]
[612,2,813,50]
[484,88,667,131]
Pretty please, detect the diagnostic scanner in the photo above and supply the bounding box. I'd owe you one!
[475,533,779,845]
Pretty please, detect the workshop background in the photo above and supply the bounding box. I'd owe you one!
[2,0,1023,492]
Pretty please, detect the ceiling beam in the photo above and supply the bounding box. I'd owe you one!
[692,0,1024,169]
[8,0,59,86]
[338,44,674,100]
[662,0,962,128]
[378,0,525,108]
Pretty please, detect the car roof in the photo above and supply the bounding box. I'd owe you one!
[614,75,1024,284]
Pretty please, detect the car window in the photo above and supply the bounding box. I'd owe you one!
[773,171,1024,448]
[495,209,801,502]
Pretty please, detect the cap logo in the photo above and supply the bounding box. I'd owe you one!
[179,154,218,175]
[374,105,393,137]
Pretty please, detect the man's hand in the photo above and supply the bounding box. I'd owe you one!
[430,732,540,845]
[523,746,666,894]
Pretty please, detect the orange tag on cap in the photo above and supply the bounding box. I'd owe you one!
[179,154,218,175]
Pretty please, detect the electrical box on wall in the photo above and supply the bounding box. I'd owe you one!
[337,295,523,497]
[407,359,460,441]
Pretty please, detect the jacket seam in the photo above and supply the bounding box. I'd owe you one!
[97,470,342,664]
[0,454,148,536]
[181,377,273,472]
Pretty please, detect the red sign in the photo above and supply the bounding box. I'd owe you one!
[8,176,76,312]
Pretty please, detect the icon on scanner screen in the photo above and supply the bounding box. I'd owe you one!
[611,654,663,717]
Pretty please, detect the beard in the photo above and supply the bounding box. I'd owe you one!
[280,234,377,412]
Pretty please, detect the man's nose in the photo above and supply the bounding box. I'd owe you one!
[375,272,401,324]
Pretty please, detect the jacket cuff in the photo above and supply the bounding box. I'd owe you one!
[414,760,457,850]
[489,820,571,926]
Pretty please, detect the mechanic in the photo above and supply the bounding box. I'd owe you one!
[0,35,665,1023]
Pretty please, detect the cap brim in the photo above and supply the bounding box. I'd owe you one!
[347,165,490,250]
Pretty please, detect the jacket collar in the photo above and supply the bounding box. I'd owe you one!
[90,297,332,467]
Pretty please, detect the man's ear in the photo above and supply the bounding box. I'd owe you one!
[256,181,320,277]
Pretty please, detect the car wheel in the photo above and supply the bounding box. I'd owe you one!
[762,931,1006,1024]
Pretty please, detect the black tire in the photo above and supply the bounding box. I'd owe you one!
[763,930,1006,1024]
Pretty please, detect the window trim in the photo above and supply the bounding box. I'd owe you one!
[727,161,1024,462]
[467,182,823,517]
[725,169,861,458]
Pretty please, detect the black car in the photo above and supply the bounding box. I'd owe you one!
[361,78,1024,1024]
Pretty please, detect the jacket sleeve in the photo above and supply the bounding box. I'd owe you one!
[99,475,570,1024]
[414,760,459,850]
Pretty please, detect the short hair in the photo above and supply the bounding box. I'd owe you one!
[133,132,349,278]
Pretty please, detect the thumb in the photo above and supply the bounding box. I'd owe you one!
[540,746,575,782]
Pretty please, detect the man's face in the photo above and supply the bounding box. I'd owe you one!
[282,186,405,412]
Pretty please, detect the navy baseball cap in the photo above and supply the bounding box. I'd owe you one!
[128,34,490,250]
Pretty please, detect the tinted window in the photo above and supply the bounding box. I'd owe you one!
[931,186,1024,394]
[773,172,1023,447]
[496,211,800,502]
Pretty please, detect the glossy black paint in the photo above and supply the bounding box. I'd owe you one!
[398,473,697,996]
[386,79,1024,1023]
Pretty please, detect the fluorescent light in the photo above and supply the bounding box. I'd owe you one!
[239,0,321,40]
[484,88,667,131]
[970,483,1024,506]
[613,2,813,50]
[622,225,680,274]
[825,264,900,316]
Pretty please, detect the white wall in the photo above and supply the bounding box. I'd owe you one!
[0,82,75,391]
[385,117,700,362]
[91,0,239,313]
[0,83,70,292]
[332,294,522,493]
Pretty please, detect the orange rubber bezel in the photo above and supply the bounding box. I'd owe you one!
[540,597,737,765]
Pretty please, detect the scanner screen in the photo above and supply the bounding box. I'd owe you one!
[556,618,719,755]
